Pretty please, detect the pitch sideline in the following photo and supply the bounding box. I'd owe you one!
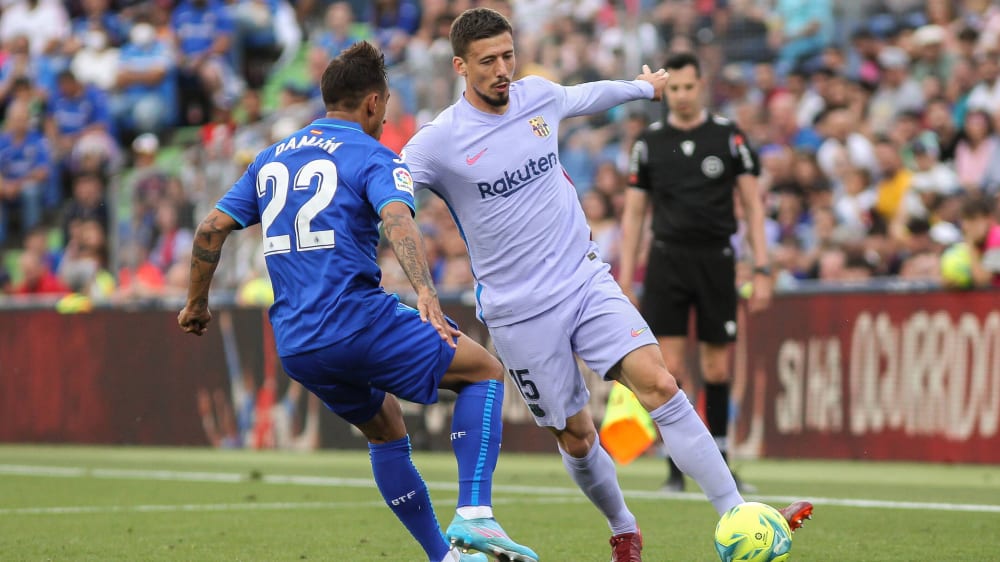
[0,464,998,515]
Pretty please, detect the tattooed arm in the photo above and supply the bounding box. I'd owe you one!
[380,201,460,347]
[178,209,240,336]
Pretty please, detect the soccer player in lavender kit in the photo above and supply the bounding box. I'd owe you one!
[178,42,537,562]
[403,8,813,561]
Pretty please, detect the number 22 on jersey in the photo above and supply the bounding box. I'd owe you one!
[257,159,338,256]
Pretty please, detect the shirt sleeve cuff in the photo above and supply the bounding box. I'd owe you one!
[634,80,655,99]
[376,198,416,216]
[214,204,247,229]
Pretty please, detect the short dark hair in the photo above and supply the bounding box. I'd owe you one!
[844,251,874,272]
[664,52,700,77]
[812,66,837,78]
[958,26,979,43]
[811,105,847,127]
[320,41,387,111]
[450,8,512,59]
[961,195,995,219]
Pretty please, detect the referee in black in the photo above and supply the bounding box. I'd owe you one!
[618,52,772,493]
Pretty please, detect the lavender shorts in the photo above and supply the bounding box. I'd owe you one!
[488,270,657,429]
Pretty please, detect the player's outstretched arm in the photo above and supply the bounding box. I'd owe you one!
[636,64,669,101]
[178,209,239,336]
[559,65,668,118]
[380,201,460,347]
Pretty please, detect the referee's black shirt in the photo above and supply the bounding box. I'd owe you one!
[628,114,760,247]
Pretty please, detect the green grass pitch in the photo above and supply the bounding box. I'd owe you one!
[1,445,999,561]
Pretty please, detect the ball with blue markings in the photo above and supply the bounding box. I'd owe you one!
[714,502,792,562]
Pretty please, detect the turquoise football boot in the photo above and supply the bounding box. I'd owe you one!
[446,515,539,562]
[455,550,488,561]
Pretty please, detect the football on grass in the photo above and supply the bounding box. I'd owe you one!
[714,502,792,562]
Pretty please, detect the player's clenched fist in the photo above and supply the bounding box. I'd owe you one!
[178,305,212,336]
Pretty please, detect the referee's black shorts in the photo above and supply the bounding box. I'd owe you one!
[640,239,738,344]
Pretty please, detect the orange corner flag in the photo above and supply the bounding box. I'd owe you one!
[599,382,657,465]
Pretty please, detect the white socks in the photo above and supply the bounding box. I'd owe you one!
[456,505,493,520]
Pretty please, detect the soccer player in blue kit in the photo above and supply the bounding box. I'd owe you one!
[402,8,813,561]
[178,42,538,562]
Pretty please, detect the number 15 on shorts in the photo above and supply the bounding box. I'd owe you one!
[508,368,546,417]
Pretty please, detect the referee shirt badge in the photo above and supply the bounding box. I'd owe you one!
[701,155,724,178]
[529,115,551,138]
[681,140,695,156]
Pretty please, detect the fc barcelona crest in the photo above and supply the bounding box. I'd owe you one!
[529,115,551,138]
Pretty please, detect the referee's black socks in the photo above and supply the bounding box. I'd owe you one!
[704,382,730,460]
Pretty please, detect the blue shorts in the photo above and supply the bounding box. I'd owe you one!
[280,299,458,425]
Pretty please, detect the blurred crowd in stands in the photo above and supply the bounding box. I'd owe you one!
[0,0,998,305]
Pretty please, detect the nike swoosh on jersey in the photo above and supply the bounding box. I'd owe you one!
[630,327,649,337]
[465,148,488,165]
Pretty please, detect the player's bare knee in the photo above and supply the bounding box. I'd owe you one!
[633,370,679,410]
[357,396,407,443]
[700,344,731,383]
[700,357,730,384]
[463,353,504,383]
[357,420,406,444]
[552,409,598,457]
[482,354,505,381]
[553,426,596,458]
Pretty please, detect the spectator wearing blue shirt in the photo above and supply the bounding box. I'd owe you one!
[2,29,69,100]
[45,70,112,147]
[232,0,280,49]
[0,101,50,246]
[70,0,127,48]
[44,70,115,203]
[312,1,366,59]
[774,0,834,75]
[113,21,177,136]
[0,35,34,106]
[171,0,242,123]
[230,0,283,88]
[368,0,420,67]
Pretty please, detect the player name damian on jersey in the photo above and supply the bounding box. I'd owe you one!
[477,152,558,199]
[274,132,344,156]
[215,118,417,356]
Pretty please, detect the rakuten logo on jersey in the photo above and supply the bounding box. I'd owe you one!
[477,152,558,199]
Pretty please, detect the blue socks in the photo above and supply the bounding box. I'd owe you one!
[370,436,449,561]
[368,380,504,560]
[451,380,503,508]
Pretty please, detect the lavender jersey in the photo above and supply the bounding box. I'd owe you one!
[404,75,653,326]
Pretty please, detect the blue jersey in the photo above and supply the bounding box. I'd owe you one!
[171,0,234,57]
[216,118,417,356]
[0,132,50,180]
[72,13,127,45]
[47,85,110,135]
[118,41,175,99]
